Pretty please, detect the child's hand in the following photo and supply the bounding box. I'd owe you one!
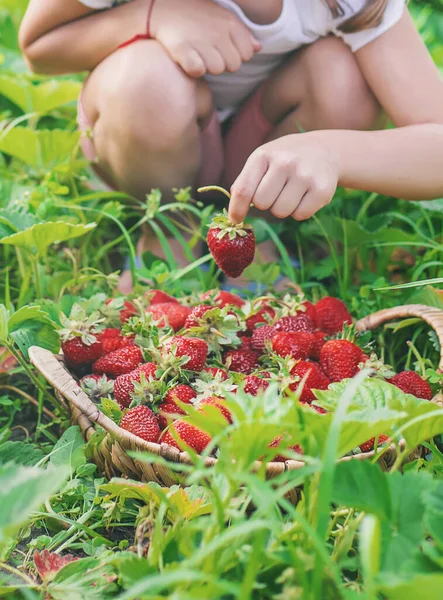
[151,0,261,78]
[228,133,339,224]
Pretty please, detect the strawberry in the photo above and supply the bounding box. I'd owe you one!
[80,374,114,402]
[114,362,157,408]
[314,297,352,335]
[165,337,208,371]
[198,396,232,423]
[388,371,433,400]
[244,374,270,396]
[269,436,303,462]
[120,300,138,324]
[93,345,143,378]
[271,332,315,360]
[62,337,103,370]
[359,434,390,453]
[146,302,191,332]
[161,420,212,453]
[99,328,134,355]
[246,307,275,333]
[223,349,260,374]
[202,290,245,308]
[120,405,160,443]
[145,289,178,305]
[306,403,328,414]
[238,336,253,351]
[274,314,314,334]
[207,212,255,278]
[184,305,212,329]
[157,402,187,430]
[289,361,330,403]
[310,331,327,360]
[251,325,276,352]
[202,367,229,380]
[303,301,318,329]
[320,339,362,382]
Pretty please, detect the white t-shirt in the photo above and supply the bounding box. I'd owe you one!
[79,0,405,119]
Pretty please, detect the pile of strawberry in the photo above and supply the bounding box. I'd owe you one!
[60,290,433,461]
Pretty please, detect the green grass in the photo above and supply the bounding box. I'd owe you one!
[1,1,443,598]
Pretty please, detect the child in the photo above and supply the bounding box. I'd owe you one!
[19,1,443,282]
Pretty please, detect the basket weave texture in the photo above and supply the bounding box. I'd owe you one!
[29,304,443,502]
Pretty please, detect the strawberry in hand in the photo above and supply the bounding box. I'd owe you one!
[199,186,256,278]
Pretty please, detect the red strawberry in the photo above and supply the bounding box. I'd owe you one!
[99,328,134,355]
[238,336,253,351]
[120,300,138,324]
[271,332,315,360]
[146,303,191,332]
[161,420,212,453]
[80,373,114,402]
[244,374,270,396]
[184,305,212,329]
[320,340,362,382]
[120,405,160,443]
[114,362,157,408]
[306,403,328,414]
[62,337,103,370]
[269,436,303,462]
[202,367,229,380]
[359,434,390,453]
[314,297,352,335]
[388,371,433,400]
[207,213,255,278]
[274,314,314,334]
[223,349,260,374]
[303,301,318,329]
[202,290,245,308]
[310,331,327,360]
[93,345,143,378]
[157,402,187,429]
[246,307,275,333]
[251,325,276,352]
[145,289,178,305]
[289,360,330,403]
[199,396,232,423]
[165,337,208,371]
[165,384,197,406]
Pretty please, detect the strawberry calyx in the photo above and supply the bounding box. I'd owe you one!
[185,306,243,356]
[59,304,104,345]
[193,369,237,401]
[208,210,253,241]
[358,353,396,379]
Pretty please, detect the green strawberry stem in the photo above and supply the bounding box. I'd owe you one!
[198,186,231,200]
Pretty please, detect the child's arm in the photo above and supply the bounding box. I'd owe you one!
[228,12,443,224]
[20,0,260,76]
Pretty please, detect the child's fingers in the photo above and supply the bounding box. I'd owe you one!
[230,27,259,62]
[196,43,225,75]
[219,40,242,73]
[291,186,332,221]
[173,43,206,78]
[229,153,268,224]
[250,166,286,212]
[270,178,307,219]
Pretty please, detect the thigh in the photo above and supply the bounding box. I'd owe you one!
[260,36,382,130]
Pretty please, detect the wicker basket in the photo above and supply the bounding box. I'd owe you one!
[29,304,443,504]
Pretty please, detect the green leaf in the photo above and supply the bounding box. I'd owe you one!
[0,304,7,341]
[0,463,68,551]
[0,74,81,115]
[0,441,45,466]
[49,426,86,474]
[8,305,57,332]
[0,221,96,255]
[379,573,443,600]
[0,127,81,169]
[9,320,60,359]
[331,460,392,519]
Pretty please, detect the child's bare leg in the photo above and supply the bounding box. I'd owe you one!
[81,40,214,198]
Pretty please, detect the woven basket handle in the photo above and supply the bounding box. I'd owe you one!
[355,303,443,372]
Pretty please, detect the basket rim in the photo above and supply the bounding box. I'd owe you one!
[29,302,443,473]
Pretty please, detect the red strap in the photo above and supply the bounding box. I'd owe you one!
[118,0,156,49]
